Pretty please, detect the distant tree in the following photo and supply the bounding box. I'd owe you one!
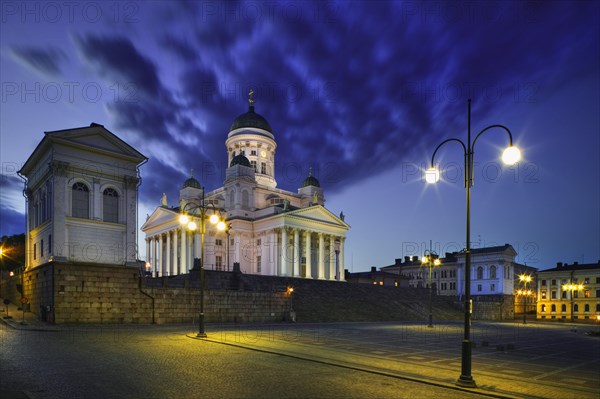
[0,233,26,271]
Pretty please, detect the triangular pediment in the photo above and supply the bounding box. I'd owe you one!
[141,206,180,232]
[47,124,146,163]
[285,205,350,229]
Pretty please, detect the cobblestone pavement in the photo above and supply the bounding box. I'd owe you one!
[1,306,599,399]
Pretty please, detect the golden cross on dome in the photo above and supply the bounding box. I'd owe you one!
[248,89,255,104]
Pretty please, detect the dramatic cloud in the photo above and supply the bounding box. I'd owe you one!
[11,46,66,76]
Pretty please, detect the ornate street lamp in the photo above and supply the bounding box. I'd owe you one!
[179,190,227,338]
[426,99,521,388]
[562,282,585,322]
[517,274,533,324]
[422,249,441,328]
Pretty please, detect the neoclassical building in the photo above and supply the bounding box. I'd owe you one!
[141,96,350,280]
[381,244,536,297]
[19,123,147,268]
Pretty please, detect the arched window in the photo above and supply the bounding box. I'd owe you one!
[103,188,119,223]
[476,266,483,280]
[72,182,90,218]
[242,190,249,209]
[551,304,556,312]
[561,304,567,312]
[229,189,235,209]
[584,304,590,312]
[541,304,546,312]
[573,304,579,313]
[489,265,496,279]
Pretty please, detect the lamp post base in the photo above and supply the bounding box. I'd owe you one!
[427,314,434,328]
[197,313,207,338]
[456,375,477,388]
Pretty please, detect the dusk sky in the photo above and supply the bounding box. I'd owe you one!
[1,1,598,272]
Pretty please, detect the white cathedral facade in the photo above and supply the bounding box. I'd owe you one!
[141,97,350,280]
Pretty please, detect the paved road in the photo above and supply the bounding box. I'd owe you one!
[1,319,599,398]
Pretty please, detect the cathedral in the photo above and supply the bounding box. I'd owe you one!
[141,94,350,280]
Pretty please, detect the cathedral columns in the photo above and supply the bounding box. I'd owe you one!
[280,228,288,276]
[304,231,312,279]
[293,228,300,277]
[173,230,179,275]
[181,229,187,274]
[329,235,336,280]
[158,234,163,277]
[145,237,150,269]
[166,232,171,276]
[338,237,345,281]
[151,236,157,276]
[318,233,325,279]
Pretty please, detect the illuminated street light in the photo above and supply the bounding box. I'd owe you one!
[180,190,226,338]
[517,274,533,324]
[422,248,441,328]
[426,99,520,388]
[562,282,585,322]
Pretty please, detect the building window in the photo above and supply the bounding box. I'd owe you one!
[476,267,483,280]
[551,279,556,286]
[541,291,546,299]
[490,284,495,292]
[596,289,600,298]
[584,290,590,298]
[215,255,223,271]
[584,304,590,312]
[551,304,556,312]
[41,239,44,257]
[72,182,90,218]
[251,150,257,156]
[215,239,223,246]
[574,291,579,298]
[257,238,261,246]
[561,304,567,312]
[49,234,52,254]
[551,291,556,299]
[477,284,482,292]
[596,304,600,312]
[251,160,257,171]
[261,162,267,174]
[103,188,119,223]
[490,266,496,279]
[257,255,261,273]
[584,278,590,284]
[561,291,567,299]
[541,304,546,312]
[574,304,579,313]
[33,243,37,260]
[541,279,546,286]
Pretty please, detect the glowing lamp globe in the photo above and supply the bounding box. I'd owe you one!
[502,146,521,165]
[187,221,197,231]
[179,214,189,225]
[217,221,226,231]
[209,214,220,225]
[425,167,440,184]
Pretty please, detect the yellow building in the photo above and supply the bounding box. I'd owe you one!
[536,261,600,322]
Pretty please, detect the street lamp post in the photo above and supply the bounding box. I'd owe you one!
[422,249,441,328]
[518,274,532,324]
[425,99,521,388]
[179,190,227,338]
[562,282,584,322]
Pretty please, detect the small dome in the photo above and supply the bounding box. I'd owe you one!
[230,105,273,133]
[302,168,320,187]
[230,153,252,168]
[183,176,201,189]
[182,169,201,189]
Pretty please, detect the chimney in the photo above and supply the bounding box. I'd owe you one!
[371,266,377,273]
[556,262,563,268]
[395,258,402,266]
[414,256,419,263]
[573,261,578,265]
[404,256,410,263]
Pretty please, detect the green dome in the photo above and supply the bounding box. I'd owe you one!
[230,153,252,168]
[302,168,320,187]
[230,105,273,133]
[183,176,201,189]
